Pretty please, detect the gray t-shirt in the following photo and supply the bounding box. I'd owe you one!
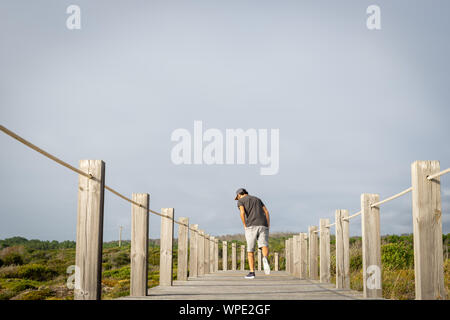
[237,195,268,227]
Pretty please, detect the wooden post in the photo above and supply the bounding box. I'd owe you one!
[119,226,123,247]
[319,219,331,283]
[214,239,219,272]
[177,217,189,281]
[159,208,174,286]
[209,236,215,273]
[240,245,245,270]
[335,209,350,289]
[198,230,205,276]
[411,160,445,300]
[257,248,262,271]
[189,224,198,278]
[274,252,279,271]
[289,237,294,274]
[75,160,105,300]
[300,233,308,278]
[285,239,290,273]
[130,193,149,297]
[361,194,382,298]
[222,241,228,271]
[232,243,237,271]
[293,235,300,277]
[308,226,319,280]
[204,234,210,274]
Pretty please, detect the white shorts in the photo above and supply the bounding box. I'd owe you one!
[244,226,269,252]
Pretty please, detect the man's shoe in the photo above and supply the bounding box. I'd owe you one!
[245,272,255,279]
[263,257,270,275]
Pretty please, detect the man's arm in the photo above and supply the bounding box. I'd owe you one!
[263,206,270,228]
[239,205,247,228]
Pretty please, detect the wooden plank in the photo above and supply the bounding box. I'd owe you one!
[120,271,366,300]
[214,239,219,272]
[274,252,279,271]
[300,233,308,279]
[222,241,228,271]
[411,160,446,299]
[159,208,174,286]
[75,160,105,300]
[308,226,319,280]
[361,194,382,298]
[240,245,245,270]
[130,193,149,296]
[177,217,189,281]
[293,235,300,277]
[319,219,331,283]
[335,209,350,289]
[204,234,210,274]
[209,236,215,273]
[189,224,198,278]
[198,230,205,276]
[232,243,237,271]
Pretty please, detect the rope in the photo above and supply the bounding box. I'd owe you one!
[344,211,361,221]
[0,125,205,236]
[370,187,412,208]
[427,168,450,180]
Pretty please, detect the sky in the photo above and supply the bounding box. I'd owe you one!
[0,0,449,241]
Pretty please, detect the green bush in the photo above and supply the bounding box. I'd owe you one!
[350,253,362,272]
[20,288,53,300]
[381,242,414,270]
[3,253,24,266]
[17,264,57,281]
[103,266,130,279]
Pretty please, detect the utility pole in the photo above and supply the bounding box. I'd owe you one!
[119,226,123,247]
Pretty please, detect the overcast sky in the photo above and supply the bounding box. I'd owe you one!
[1,0,449,241]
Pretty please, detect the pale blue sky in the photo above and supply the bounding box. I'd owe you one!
[1,0,449,241]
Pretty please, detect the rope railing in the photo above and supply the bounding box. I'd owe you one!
[0,125,204,237]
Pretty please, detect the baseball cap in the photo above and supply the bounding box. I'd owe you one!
[234,188,247,200]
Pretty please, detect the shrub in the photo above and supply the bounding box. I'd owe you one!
[17,264,57,281]
[2,253,24,266]
[103,266,130,279]
[18,288,53,300]
[350,253,362,272]
[381,242,413,270]
[0,265,20,278]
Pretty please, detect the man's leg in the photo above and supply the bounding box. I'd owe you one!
[261,246,269,258]
[248,252,255,272]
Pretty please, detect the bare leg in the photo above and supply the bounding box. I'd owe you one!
[247,252,255,272]
[262,246,269,258]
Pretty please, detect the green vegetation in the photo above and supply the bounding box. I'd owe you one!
[0,234,448,300]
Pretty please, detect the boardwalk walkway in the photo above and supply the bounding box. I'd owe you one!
[119,271,366,300]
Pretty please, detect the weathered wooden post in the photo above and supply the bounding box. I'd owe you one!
[214,238,219,272]
[159,208,174,286]
[204,234,210,274]
[198,230,205,276]
[209,236,215,273]
[274,252,279,271]
[130,193,149,297]
[177,217,189,281]
[300,233,308,278]
[232,243,237,271]
[222,241,228,271]
[319,219,331,283]
[308,226,319,280]
[75,160,105,300]
[293,235,300,277]
[361,194,382,298]
[411,160,445,300]
[289,237,294,274]
[285,239,290,273]
[257,248,262,271]
[335,209,350,289]
[240,245,245,270]
[189,224,198,278]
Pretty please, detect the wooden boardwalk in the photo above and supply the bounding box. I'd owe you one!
[119,271,366,300]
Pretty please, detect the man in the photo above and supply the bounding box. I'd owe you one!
[235,188,271,279]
